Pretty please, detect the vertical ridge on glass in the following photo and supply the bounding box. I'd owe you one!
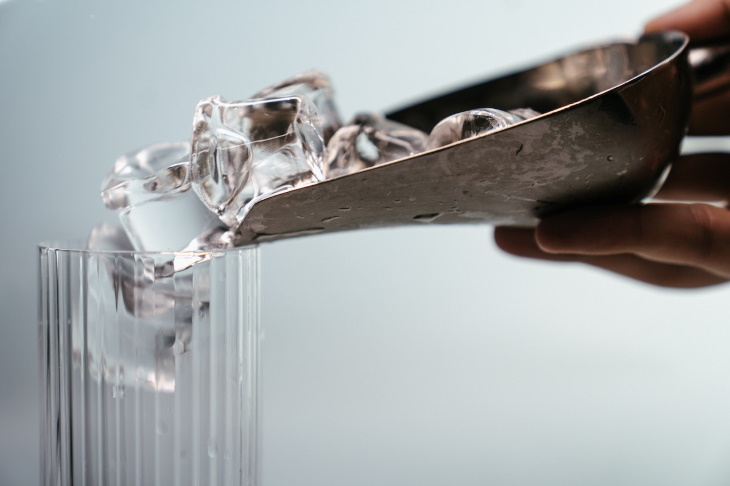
[40,244,261,486]
[247,248,262,486]
[78,251,89,486]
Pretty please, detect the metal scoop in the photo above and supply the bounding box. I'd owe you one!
[233,31,708,245]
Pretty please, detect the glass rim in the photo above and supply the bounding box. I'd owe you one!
[38,239,257,256]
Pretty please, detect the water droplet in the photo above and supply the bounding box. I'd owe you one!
[607,155,615,161]
[408,196,416,202]
[338,206,352,212]
[393,199,402,203]
[321,215,340,223]
[112,384,125,399]
[384,206,393,210]
[173,340,185,355]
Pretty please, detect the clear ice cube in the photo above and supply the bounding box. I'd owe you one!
[101,142,224,252]
[86,223,181,319]
[506,108,541,120]
[251,70,342,141]
[84,223,192,392]
[190,95,325,227]
[86,222,135,252]
[157,227,236,278]
[426,108,540,150]
[325,113,427,178]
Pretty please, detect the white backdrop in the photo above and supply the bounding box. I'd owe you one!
[2,0,730,485]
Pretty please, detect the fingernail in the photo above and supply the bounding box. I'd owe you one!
[535,211,596,253]
[535,218,574,253]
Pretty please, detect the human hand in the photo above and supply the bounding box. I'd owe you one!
[494,0,730,289]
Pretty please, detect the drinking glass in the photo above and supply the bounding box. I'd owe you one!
[38,242,261,486]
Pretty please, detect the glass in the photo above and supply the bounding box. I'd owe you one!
[38,243,261,486]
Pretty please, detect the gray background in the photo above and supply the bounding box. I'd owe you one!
[3,0,730,484]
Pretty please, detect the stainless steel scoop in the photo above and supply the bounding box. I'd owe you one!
[233,31,704,245]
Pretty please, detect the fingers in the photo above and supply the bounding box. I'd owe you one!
[688,91,730,135]
[499,0,730,288]
[646,1,730,134]
[534,204,730,279]
[645,0,730,43]
[655,153,730,202]
[494,226,728,287]
[582,252,727,287]
[494,227,582,262]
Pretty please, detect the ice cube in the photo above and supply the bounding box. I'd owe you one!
[426,108,540,150]
[85,223,180,318]
[101,142,224,251]
[251,70,342,141]
[156,226,236,278]
[84,223,190,392]
[506,108,541,120]
[325,113,427,178]
[190,95,325,227]
[86,222,135,252]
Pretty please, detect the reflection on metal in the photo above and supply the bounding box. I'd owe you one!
[235,31,695,245]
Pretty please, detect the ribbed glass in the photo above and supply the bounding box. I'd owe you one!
[39,243,261,486]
